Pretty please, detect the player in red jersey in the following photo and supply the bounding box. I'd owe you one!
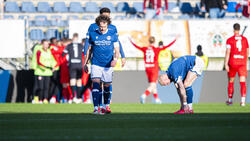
[130,36,177,104]
[60,39,73,103]
[224,23,249,106]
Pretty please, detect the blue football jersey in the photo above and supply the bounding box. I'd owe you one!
[166,55,196,83]
[89,29,118,67]
[84,23,125,58]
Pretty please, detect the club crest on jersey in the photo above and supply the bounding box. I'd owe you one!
[107,36,111,40]
[96,36,98,39]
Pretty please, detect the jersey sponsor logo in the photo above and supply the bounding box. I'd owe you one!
[71,59,81,63]
[233,55,244,59]
[107,36,111,40]
[145,64,155,68]
[94,40,112,46]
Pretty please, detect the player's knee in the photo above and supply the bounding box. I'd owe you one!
[76,80,82,87]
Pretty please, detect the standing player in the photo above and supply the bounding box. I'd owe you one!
[158,55,205,113]
[224,23,249,106]
[62,33,84,104]
[130,36,177,104]
[84,15,120,114]
[84,8,125,113]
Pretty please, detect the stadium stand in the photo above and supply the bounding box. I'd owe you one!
[30,29,45,41]
[101,2,116,13]
[227,1,242,12]
[21,2,36,13]
[180,2,193,14]
[67,15,79,20]
[82,15,94,20]
[132,2,144,13]
[116,2,130,13]
[33,15,49,27]
[46,29,59,40]
[3,15,14,19]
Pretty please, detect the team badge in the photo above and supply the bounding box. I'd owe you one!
[96,36,98,39]
[107,36,111,40]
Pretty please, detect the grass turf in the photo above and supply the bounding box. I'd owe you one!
[0,103,250,141]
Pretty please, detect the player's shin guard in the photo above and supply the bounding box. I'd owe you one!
[92,82,100,107]
[98,87,103,107]
[76,86,81,99]
[240,82,247,98]
[185,86,193,104]
[104,85,112,105]
[228,82,234,99]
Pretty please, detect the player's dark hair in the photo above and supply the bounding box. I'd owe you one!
[95,15,111,26]
[158,41,163,47]
[82,38,86,43]
[41,39,48,44]
[196,45,203,56]
[73,33,78,38]
[233,23,240,31]
[149,36,155,44]
[50,37,57,44]
[100,7,111,14]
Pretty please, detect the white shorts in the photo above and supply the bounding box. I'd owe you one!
[91,65,113,83]
[191,56,205,76]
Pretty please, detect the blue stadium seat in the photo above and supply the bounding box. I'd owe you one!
[18,15,30,19]
[21,2,36,13]
[224,15,237,19]
[178,14,190,19]
[50,15,67,27]
[82,15,94,20]
[3,15,14,19]
[116,2,130,12]
[67,15,79,20]
[114,15,127,20]
[227,2,241,13]
[133,2,143,13]
[101,2,116,13]
[180,2,193,13]
[34,15,49,26]
[37,2,52,13]
[46,29,59,40]
[53,2,68,13]
[69,2,84,13]
[168,2,178,12]
[30,29,45,41]
[194,2,206,13]
[5,2,20,12]
[85,2,99,13]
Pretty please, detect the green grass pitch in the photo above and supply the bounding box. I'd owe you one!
[0,103,250,141]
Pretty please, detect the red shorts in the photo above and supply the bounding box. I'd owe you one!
[60,63,69,83]
[146,68,159,83]
[228,65,247,77]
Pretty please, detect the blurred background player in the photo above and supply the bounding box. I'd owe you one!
[84,7,126,112]
[195,45,208,70]
[224,23,249,106]
[36,39,57,104]
[84,15,120,114]
[49,37,63,104]
[236,0,250,18]
[159,55,205,113]
[60,38,72,104]
[130,36,177,104]
[158,41,173,71]
[62,33,84,104]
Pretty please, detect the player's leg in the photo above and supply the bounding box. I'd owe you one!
[69,68,77,103]
[43,76,50,104]
[184,71,197,112]
[91,65,102,114]
[82,75,91,103]
[37,76,43,104]
[140,70,153,104]
[227,66,236,105]
[239,65,247,106]
[102,67,113,114]
[61,83,69,103]
[151,70,161,104]
[32,75,39,104]
[75,68,83,104]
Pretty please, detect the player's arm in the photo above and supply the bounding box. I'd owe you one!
[119,41,126,67]
[83,45,92,73]
[175,81,189,112]
[129,38,143,51]
[84,25,93,55]
[36,51,52,70]
[61,45,69,57]
[224,42,231,72]
[111,42,120,67]
[160,38,178,50]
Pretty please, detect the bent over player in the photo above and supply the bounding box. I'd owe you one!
[130,36,177,104]
[84,15,120,114]
[158,55,204,113]
[225,23,249,106]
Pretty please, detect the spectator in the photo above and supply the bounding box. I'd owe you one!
[236,0,250,18]
[158,41,174,71]
[195,45,208,70]
[143,0,168,20]
[201,0,228,18]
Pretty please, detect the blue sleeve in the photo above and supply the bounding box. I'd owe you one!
[119,40,125,58]
[84,24,93,55]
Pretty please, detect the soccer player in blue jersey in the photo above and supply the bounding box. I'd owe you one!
[158,55,205,114]
[84,15,120,114]
[84,8,126,66]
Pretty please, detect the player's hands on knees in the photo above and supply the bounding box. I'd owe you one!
[183,105,190,113]
[84,65,89,73]
[121,58,126,67]
[111,59,117,67]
